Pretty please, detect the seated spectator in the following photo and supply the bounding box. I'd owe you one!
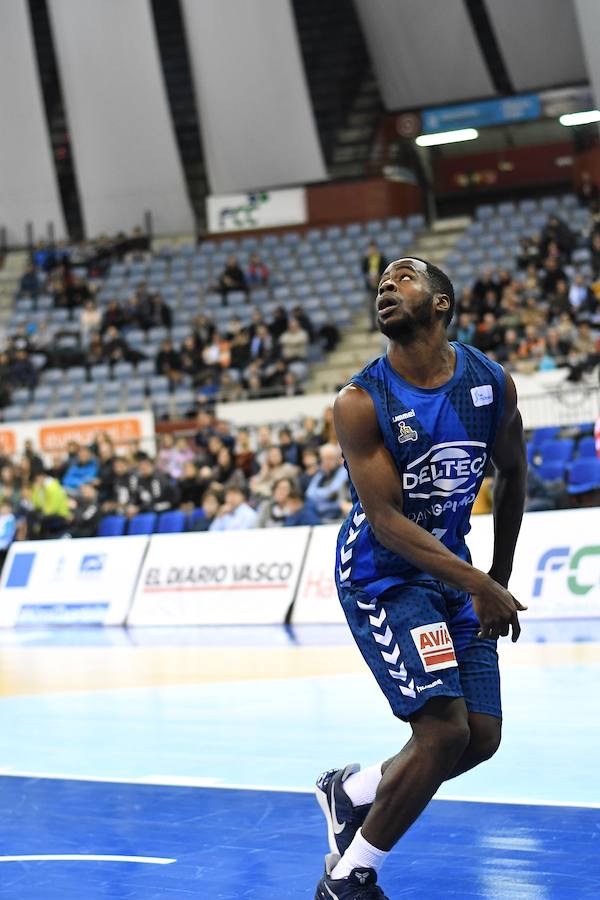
[140,292,172,331]
[209,485,257,531]
[190,489,222,531]
[526,465,565,512]
[541,215,574,262]
[249,445,298,500]
[305,443,350,522]
[102,325,146,366]
[256,476,295,528]
[211,445,246,489]
[269,306,288,341]
[455,312,475,345]
[192,314,216,354]
[591,231,600,279]
[156,434,195,480]
[178,462,205,510]
[29,470,71,538]
[217,256,247,304]
[8,350,37,391]
[180,335,202,381]
[299,447,319,494]
[101,299,126,333]
[282,486,322,527]
[80,299,102,343]
[298,416,323,452]
[547,279,571,321]
[278,427,301,467]
[249,323,274,363]
[18,264,39,299]
[540,257,568,295]
[246,253,269,287]
[100,456,136,513]
[320,407,337,445]
[234,429,257,478]
[130,456,179,515]
[578,171,599,210]
[362,242,388,331]
[62,446,99,492]
[279,316,309,364]
[473,313,503,356]
[156,339,183,385]
[0,500,16,568]
[68,483,100,538]
[569,273,593,315]
[516,236,540,270]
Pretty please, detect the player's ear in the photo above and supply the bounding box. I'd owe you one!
[435,293,450,316]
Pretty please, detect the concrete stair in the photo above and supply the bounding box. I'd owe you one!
[305,216,470,393]
[0,251,28,341]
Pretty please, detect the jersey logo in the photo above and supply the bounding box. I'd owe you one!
[402,440,487,499]
[410,622,457,672]
[471,384,493,407]
[396,421,418,443]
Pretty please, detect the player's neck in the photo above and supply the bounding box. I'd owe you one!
[387,333,455,389]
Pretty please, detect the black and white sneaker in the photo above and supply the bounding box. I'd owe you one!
[316,764,371,857]
[314,853,389,899]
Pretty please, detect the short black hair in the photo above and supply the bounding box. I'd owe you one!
[411,257,455,326]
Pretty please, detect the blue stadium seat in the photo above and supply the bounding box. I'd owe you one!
[113,361,134,379]
[100,395,124,414]
[567,459,600,494]
[97,515,127,537]
[531,426,561,446]
[576,436,597,459]
[128,512,157,535]
[537,461,566,481]
[539,440,574,463]
[156,510,186,534]
[188,508,206,530]
[68,367,87,385]
[90,364,110,382]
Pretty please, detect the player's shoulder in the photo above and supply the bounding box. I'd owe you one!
[458,341,506,382]
[335,355,385,407]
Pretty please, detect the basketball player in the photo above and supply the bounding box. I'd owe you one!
[314,258,527,899]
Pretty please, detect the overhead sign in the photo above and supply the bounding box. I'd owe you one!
[0,536,148,626]
[206,187,307,233]
[422,94,541,134]
[128,528,311,625]
[0,411,155,458]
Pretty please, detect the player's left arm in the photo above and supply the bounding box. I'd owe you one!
[489,370,528,589]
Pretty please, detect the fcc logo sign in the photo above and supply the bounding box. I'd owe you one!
[533,546,600,597]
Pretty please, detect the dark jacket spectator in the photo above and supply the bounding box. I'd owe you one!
[131,458,178,513]
[69,483,101,537]
[217,256,247,303]
[19,265,39,298]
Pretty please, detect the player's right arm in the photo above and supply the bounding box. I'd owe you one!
[334,384,524,641]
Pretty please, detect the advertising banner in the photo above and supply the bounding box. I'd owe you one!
[0,411,155,458]
[422,93,541,134]
[291,524,345,624]
[0,536,148,626]
[128,528,311,625]
[206,188,307,233]
[467,508,600,619]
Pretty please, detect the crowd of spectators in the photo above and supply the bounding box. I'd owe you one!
[0,409,356,549]
[10,234,341,412]
[450,212,600,380]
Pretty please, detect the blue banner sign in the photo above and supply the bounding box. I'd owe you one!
[422,94,541,134]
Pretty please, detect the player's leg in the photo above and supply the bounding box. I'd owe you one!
[446,711,501,777]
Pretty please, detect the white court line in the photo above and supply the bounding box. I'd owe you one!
[0,769,598,810]
[0,855,175,864]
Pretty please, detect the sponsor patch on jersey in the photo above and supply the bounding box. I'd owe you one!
[402,441,487,498]
[410,622,457,672]
[470,384,493,407]
[396,421,418,443]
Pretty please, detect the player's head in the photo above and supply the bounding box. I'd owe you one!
[376,257,455,341]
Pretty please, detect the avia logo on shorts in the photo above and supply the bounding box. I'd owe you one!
[402,441,487,499]
[410,622,457,672]
[533,545,600,597]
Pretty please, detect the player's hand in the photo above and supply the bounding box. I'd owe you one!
[471,573,527,643]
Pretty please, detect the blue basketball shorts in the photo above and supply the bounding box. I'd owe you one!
[339,579,501,721]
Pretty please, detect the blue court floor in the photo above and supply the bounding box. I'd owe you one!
[0,622,598,898]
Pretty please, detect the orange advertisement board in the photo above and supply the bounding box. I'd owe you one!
[0,412,154,457]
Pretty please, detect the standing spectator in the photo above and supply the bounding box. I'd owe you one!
[18,264,39,300]
[541,215,575,261]
[305,443,349,522]
[362,242,388,331]
[209,485,257,531]
[217,256,247,305]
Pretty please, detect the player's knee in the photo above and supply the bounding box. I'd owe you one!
[436,718,471,761]
[469,718,502,765]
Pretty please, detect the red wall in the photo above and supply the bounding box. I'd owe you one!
[307,177,422,224]
[434,142,574,196]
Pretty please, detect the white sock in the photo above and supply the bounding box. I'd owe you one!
[331,828,388,879]
[343,762,384,807]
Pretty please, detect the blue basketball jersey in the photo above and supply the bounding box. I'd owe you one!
[335,342,505,598]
